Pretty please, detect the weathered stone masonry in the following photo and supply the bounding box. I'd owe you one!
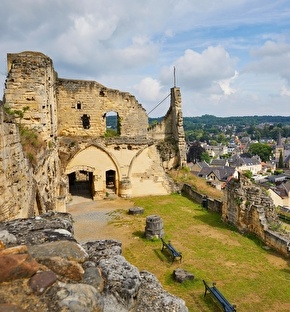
[1,51,186,220]
[57,78,148,137]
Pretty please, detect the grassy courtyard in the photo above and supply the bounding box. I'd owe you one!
[110,194,290,312]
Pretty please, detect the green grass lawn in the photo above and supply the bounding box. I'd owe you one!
[112,194,290,312]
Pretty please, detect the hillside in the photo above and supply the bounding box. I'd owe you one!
[150,115,290,127]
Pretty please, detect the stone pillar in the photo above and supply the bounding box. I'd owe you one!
[119,178,132,198]
[93,172,104,199]
[145,215,164,239]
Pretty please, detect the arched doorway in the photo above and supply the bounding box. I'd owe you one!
[68,170,93,199]
[65,145,120,200]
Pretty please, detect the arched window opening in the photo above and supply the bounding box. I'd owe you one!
[106,170,116,194]
[104,111,120,137]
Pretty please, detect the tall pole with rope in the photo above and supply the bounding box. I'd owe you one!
[174,66,176,88]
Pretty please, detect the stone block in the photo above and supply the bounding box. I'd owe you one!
[173,268,194,283]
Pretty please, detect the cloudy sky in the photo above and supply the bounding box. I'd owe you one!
[1,0,290,117]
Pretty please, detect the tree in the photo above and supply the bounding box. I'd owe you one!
[187,141,206,163]
[209,139,218,146]
[248,143,273,162]
[278,151,284,168]
[200,151,211,163]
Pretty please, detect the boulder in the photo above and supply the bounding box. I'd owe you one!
[28,240,88,263]
[98,255,141,311]
[135,270,188,311]
[54,282,104,312]
[173,268,195,283]
[0,212,75,247]
[28,270,57,295]
[0,253,40,283]
[81,239,122,264]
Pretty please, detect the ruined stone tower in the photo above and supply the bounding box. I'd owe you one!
[5,52,58,141]
[1,51,186,219]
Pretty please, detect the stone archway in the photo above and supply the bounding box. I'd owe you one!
[65,145,120,200]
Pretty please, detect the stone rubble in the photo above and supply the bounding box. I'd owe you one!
[0,211,188,312]
[173,268,195,283]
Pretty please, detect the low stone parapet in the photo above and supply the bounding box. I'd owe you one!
[0,212,188,311]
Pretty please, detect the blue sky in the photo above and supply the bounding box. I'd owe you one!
[0,0,290,117]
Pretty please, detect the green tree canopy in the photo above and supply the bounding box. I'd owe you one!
[248,143,273,162]
[201,151,211,163]
[187,141,206,163]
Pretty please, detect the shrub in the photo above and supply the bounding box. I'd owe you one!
[18,125,45,166]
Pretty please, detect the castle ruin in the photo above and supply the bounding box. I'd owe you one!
[0,51,186,221]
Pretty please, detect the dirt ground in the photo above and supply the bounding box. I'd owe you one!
[66,195,136,246]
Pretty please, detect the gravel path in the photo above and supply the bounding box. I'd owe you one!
[66,196,134,243]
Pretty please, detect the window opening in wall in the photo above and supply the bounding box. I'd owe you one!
[104,111,120,137]
[100,90,105,97]
[106,170,116,194]
[77,101,82,109]
[81,114,90,129]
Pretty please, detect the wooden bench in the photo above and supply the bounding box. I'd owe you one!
[203,280,236,312]
[161,238,182,263]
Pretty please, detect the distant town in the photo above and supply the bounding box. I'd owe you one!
[162,115,290,216]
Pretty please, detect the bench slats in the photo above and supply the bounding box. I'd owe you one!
[203,280,236,312]
[161,238,182,263]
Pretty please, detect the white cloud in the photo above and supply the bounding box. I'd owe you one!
[246,41,290,84]
[218,71,239,95]
[281,85,290,96]
[114,36,159,68]
[161,46,237,93]
[1,0,290,117]
[134,77,164,102]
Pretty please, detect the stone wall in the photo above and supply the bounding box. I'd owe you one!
[265,229,290,257]
[57,78,148,138]
[224,175,290,257]
[0,106,34,221]
[181,183,223,213]
[0,103,66,221]
[59,136,173,199]
[0,212,188,312]
[224,175,279,234]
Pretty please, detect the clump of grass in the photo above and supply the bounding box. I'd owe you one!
[104,129,119,137]
[4,104,45,166]
[19,125,45,166]
[169,168,223,200]
[4,105,29,120]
